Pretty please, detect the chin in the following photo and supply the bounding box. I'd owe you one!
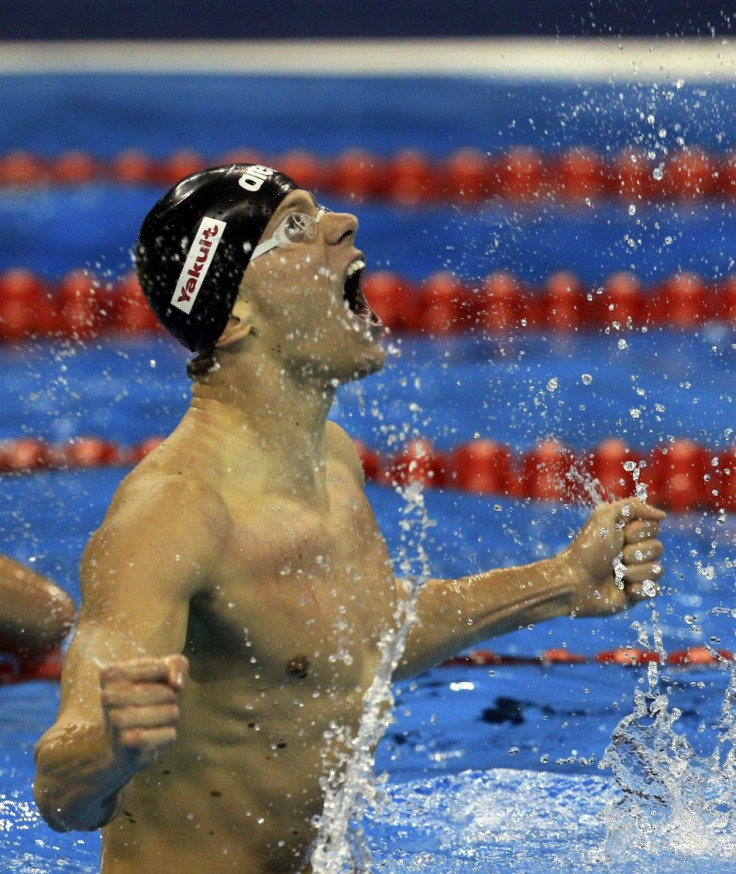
[347,341,386,382]
[328,347,385,386]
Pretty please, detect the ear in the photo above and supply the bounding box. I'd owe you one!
[215,297,255,349]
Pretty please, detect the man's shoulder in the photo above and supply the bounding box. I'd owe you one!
[79,465,234,605]
[102,458,233,543]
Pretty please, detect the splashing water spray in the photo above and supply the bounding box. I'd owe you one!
[311,424,433,872]
[595,459,736,862]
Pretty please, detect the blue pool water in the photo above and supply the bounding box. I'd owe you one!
[1,331,734,872]
[1,58,735,872]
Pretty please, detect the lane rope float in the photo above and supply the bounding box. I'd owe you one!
[1,267,735,342]
[1,434,734,514]
[1,145,734,204]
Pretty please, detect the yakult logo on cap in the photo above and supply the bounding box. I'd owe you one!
[171,217,226,314]
[238,165,276,192]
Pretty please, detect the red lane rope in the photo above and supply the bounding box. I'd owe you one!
[1,644,731,685]
[360,436,736,514]
[442,645,734,669]
[1,146,735,203]
[1,267,735,342]
[0,648,65,684]
[1,434,734,515]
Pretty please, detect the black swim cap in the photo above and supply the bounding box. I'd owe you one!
[135,164,298,352]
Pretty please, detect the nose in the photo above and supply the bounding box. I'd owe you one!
[323,211,358,246]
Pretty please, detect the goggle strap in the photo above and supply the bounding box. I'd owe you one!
[250,237,280,261]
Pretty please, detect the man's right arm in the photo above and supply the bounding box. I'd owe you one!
[35,653,189,832]
[33,475,229,832]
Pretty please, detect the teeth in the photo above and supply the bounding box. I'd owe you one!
[346,259,365,278]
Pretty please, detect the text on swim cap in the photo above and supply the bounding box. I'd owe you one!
[171,217,227,314]
[238,165,276,191]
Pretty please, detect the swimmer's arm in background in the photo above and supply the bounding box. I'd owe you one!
[394,498,665,679]
[33,476,230,833]
[0,555,75,655]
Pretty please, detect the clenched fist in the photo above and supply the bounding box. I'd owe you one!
[100,654,189,769]
[564,498,665,617]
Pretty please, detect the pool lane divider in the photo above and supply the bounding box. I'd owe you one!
[0,434,735,515]
[443,645,734,669]
[1,267,735,342]
[0,145,734,204]
[1,645,731,686]
[0,648,64,684]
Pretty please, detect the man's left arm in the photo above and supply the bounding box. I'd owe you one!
[0,556,75,655]
[395,498,665,679]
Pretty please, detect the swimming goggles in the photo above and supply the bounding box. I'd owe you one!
[250,207,328,261]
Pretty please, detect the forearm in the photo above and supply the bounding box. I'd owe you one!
[0,561,75,654]
[34,724,133,832]
[396,553,575,679]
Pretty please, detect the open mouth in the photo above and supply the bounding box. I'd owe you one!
[343,258,382,325]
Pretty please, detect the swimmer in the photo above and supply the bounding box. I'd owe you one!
[0,554,75,656]
[34,164,665,874]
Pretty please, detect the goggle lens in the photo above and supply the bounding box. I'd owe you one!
[251,207,329,260]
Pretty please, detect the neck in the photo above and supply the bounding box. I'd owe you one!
[187,348,338,502]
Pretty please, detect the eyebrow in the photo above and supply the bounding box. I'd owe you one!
[272,191,319,223]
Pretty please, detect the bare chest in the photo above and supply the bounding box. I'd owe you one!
[187,475,397,687]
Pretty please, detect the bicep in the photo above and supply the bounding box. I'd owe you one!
[56,490,221,722]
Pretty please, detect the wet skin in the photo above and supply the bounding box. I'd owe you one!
[96,422,399,873]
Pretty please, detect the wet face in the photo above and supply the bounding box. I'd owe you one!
[240,189,386,384]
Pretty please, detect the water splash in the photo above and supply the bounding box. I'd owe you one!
[599,448,735,864]
[621,457,648,501]
[311,480,432,873]
[598,656,736,862]
[573,455,736,861]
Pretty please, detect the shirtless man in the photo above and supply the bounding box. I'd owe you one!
[0,554,74,656]
[34,164,665,873]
